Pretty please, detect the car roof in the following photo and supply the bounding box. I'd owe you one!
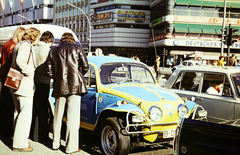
[174,66,240,74]
[87,56,144,68]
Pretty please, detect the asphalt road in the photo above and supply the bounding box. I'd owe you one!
[0,131,174,155]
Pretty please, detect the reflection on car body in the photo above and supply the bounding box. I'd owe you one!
[49,56,205,155]
[165,66,240,123]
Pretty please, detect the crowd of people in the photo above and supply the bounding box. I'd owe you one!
[0,26,89,153]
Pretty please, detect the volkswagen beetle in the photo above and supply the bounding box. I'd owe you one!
[49,56,205,155]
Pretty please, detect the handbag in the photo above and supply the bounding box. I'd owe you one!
[4,67,23,90]
[4,41,32,90]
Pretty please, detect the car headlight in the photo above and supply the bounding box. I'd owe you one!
[178,104,188,118]
[148,106,162,122]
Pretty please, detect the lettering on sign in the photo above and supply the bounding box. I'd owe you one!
[91,12,113,22]
[175,16,240,25]
[117,10,146,23]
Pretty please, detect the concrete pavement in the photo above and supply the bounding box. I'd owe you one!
[0,133,91,155]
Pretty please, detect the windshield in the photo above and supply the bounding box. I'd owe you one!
[232,73,240,97]
[100,63,155,85]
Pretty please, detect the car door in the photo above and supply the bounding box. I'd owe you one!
[195,73,235,123]
[170,71,236,123]
[81,66,98,127]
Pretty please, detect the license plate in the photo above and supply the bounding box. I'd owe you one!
[163,129,175,138]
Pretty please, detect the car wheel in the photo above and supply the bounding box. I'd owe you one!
[99,117,131,155]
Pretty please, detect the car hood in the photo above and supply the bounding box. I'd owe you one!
[102,84,185,121]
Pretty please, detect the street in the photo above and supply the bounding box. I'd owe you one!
[0,131,174,155]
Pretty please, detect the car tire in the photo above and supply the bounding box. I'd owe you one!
[99,117,131,155]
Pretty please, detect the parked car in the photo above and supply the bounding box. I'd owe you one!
[49,56,205,155]
[174,118,240,155]
[172,60,202,72]
[164,66,240,123]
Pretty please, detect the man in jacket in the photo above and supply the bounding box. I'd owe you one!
[229,54,237,66]
[0,27,26,138]
[46,32,89,154]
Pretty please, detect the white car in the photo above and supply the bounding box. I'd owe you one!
[172,60,202,72]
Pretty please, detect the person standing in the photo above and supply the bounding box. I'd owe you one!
[46,32,89,154]
[229,54,237,66]
[30,31,54,142]
[154,55,161,82]
[10,27,41,152]
[0,27,26,138]
[217,56,224,66]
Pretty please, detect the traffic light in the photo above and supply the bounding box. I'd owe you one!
[229,28,238,45]
[221,28,228,45]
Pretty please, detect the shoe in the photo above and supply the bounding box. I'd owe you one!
[28,142,31,147]
[74,148,81,153]
[13,146,33,152]
[67,148,81,154]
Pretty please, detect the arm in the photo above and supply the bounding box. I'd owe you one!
[16,42,34,76]
[78,46,89,75]
[46,50,53,78]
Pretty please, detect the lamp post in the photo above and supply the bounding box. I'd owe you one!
[17,14,33,24]
[67,2,91,53]
[220,0,227,56]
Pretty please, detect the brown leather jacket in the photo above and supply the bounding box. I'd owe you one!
[0,38,18,83]
[46,41,89,98]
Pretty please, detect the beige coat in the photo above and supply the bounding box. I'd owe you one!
[10,41,36,97]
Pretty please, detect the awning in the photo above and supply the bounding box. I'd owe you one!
[175,0,189,5]
[203,1,216,7]
[175,23,188,33]
[202,25,215,34]
[215,26,223,35]
[188,24,202,33]
[189,0,202,6]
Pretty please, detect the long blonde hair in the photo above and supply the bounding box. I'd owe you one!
[22,27,41,43]
[12,27,26,42]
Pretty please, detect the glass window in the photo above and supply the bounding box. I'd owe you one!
[172,72,200,92]
[189,6,201,16]
[100,63,155,85]
[175,6,188,16]
[202,73,225,96]
[232,74,240,97]
[84,68,96,88]
[86,6,88,13]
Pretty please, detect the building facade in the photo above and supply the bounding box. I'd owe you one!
[1,0,240,65]
[89,0,151,60]
[0,0,54,26]
[150,0,240,65]
[54,0,90,52]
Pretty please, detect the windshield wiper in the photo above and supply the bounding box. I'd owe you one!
[118,79,133,84]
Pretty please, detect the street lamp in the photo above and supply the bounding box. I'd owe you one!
[17,14,33,24]
[67,2,91,53]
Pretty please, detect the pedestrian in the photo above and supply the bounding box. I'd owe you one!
[153,55,161,82]
[10,27,41,152]
[0,27,26,138]
[229,54,237,66]
[30,31,54,142]
[217,56,224,66]
[46,32,89,154]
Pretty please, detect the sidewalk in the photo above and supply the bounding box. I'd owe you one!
[0,133,91,155]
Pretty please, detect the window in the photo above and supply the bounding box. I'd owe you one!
[172,72,201,92]
[201,73,231,96]
[84,68,96,88]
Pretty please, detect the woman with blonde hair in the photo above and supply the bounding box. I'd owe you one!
[0,26,26,138]
[10,27,41,152]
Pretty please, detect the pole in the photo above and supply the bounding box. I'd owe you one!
[67,2,91,53]
[227,23,231,66]
[220,0,227,56]
[151,27,157,58]
[31,0,35,24]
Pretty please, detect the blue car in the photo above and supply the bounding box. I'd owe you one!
[49,56,206,155]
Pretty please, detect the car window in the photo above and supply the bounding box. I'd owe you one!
[100,63,155,85]
[172,71,200,92]
[232,73,240,97]
[202,73,232,97]
[84,67,96,88]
